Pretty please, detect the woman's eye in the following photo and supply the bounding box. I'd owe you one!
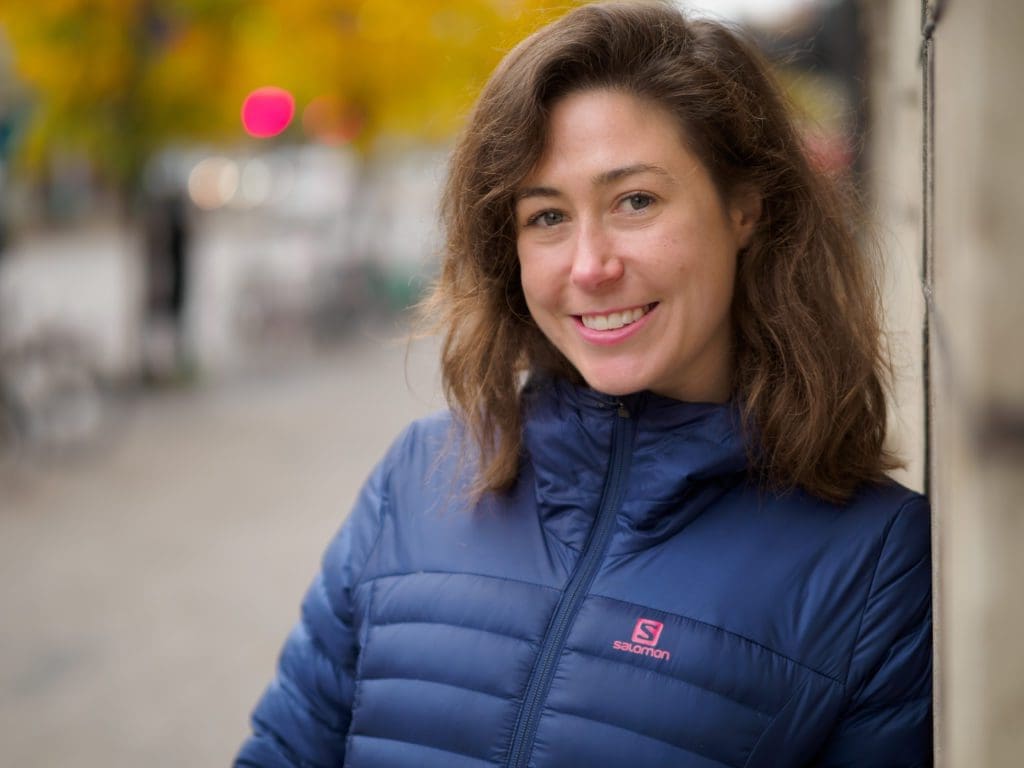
[527,210,565,227]
[622,193,653,211]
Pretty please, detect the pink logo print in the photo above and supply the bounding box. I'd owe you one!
[631,618,664,647]
[613,617,671,661]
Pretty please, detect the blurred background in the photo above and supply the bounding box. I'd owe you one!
[0,0,1021,766]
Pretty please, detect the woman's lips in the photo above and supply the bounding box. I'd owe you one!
[580,303,654,331]
[574,302,658,345]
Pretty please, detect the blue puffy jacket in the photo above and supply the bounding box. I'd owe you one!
[236,379,932,768]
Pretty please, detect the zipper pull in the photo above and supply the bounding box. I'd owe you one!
[617,402,630,419]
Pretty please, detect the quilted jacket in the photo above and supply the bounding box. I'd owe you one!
[236,378,932,767]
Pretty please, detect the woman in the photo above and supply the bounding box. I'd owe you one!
[237,3,932,766]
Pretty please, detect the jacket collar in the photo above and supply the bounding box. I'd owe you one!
[522,377,749,538]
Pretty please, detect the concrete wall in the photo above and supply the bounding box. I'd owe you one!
[930,1,1024,765]
[865,0,926,493]
[869,1,1024,765]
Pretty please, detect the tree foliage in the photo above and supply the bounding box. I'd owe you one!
[0,0,582,187]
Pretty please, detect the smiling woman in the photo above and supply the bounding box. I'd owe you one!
[434,5,898,504]
[515,89,759,404]
[236,4,932,767]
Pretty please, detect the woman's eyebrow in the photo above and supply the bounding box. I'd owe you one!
[593,162,671,186]
[515,185,561,202]
[515,163,671,202]
[512,163,671,202]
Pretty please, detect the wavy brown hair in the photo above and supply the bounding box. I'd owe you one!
[424,0,898,504]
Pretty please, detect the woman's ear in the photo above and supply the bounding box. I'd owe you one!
[729,186,762,248]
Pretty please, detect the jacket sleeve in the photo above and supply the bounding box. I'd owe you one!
[814,495,933,767]
[234,449,392,767]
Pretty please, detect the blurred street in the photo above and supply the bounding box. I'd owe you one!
[0,326,442,767]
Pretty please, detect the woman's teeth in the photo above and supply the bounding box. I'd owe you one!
[581,305,650,331]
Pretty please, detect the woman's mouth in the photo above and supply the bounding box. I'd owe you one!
[579,303,656,331]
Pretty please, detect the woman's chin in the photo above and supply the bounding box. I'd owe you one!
[578,372,646,398]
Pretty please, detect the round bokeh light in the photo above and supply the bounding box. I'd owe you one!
[241,86,295,138]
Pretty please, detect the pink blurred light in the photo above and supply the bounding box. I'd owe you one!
[241,87,295,138]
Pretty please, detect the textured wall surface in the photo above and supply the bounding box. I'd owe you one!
[930,1,1024,765]
[865,0,926,493]
[868,1,1024,765]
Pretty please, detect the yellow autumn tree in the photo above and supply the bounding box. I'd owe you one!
[1,0,148,187]
[0,0,583,194]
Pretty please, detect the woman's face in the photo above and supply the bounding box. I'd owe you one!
[515,88,759,403]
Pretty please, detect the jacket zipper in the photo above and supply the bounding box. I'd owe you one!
[505,401,635,768]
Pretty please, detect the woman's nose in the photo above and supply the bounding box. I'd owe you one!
[570,224,623,290]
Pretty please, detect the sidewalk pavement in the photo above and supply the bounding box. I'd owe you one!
[0,325,441,767]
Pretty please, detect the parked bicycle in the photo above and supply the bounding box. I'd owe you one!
[0,314,106,471]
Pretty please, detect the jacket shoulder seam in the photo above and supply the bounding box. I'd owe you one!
[351,449,398,591]
[839,494,923,686]
[306,578,351,678]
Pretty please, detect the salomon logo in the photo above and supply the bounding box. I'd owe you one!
[612,618,670,661]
